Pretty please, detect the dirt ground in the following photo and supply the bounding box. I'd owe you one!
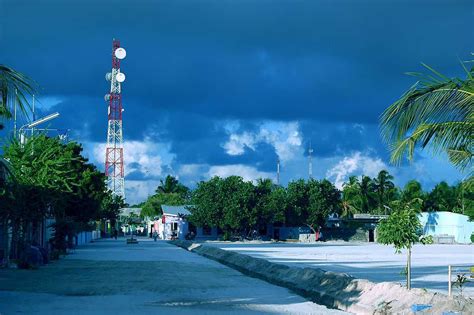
[0,238,348,314]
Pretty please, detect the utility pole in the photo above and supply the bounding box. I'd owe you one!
[13,89,17,138]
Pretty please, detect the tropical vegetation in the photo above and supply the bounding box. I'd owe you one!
[380,55,473,172]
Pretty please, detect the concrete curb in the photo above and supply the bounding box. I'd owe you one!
[170,240,473,314]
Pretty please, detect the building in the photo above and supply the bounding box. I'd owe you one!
[155,205,191,240]
[154,205,218,240]
[419,211,474,244]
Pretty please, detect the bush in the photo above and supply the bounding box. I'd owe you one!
[471,233,474,243]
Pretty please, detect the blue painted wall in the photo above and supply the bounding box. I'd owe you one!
[419,212,474,244]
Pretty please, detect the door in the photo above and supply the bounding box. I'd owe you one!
[368,229,374,242]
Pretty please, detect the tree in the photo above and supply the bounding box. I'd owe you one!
[377,198,424,290]
[425,181,457,212]
[190,177,223,229]
[401,180,424,203]
[0,65,37,129]
[100,193,126,226]
[141,176,189,218]
[252,178,275,232]
[380,57,473,172]
[459,177,474,220]
[141,193,184,218]
[156,175,190,200]
[286,179,308,226]
[373,170,398,214]
[360,176,377,214]
[341,176,362,218]
[266,186,287,225]
[3,135,109,256]
[306,179,341,234]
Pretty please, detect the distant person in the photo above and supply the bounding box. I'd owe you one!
[153,230,158,242]
[113,228,118,240]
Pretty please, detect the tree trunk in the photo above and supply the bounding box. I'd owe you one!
[407,247,411,290]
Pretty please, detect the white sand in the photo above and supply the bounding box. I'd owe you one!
[207,241,474,296]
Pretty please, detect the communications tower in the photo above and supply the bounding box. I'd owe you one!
[308,141,313,179]
[104,39,127,199]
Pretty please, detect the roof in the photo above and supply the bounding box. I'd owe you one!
[161,205,192,216]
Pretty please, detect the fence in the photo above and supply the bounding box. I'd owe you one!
[448,264,474,298]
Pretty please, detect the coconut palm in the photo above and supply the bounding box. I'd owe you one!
[380,55,474,172]
[0,65,37,129]
[373,170,396,213]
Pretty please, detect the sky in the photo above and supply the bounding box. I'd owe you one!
[1,0,473,204]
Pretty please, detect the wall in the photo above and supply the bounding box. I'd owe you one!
[75,230,101,246]
[419,212,474,244]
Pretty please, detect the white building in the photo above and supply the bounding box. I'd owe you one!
[155,205,191,240]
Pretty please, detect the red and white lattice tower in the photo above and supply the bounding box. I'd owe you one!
[104,39,126,199]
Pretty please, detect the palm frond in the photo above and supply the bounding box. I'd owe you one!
[389,121,473,170]
[380,58,474,171]
[0,65,38,121]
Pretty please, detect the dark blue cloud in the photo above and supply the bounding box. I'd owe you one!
[2,0,471,197]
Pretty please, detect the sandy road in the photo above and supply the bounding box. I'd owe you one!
[0,238,348,314]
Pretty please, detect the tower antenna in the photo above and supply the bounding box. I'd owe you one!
[276,158,280,185]
[104,39,126,199]
[308,141,313,179]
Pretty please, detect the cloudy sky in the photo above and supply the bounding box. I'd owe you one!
[2,0,473,204]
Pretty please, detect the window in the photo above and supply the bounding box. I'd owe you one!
[171,222,178,231]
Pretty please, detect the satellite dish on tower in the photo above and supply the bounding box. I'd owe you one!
[116,72,126,83]
[115,47,126,60]
[105,72,112,81]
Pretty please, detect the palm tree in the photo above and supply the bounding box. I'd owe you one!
[360,176,376,213]
[373,170,396,213]
[380,56,473,172]
[156,175,190,199]
[0,65,37,129]
[341,176,361,217]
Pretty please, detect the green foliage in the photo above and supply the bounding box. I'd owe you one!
[380,57,473,172]
[453,273,468,296]
[402,180,424,203]
[424,181,457,212]
[341,171,398,216]
[190,176,341,236]
[377,198,423,253]
[100,193,125,223]
[0,65,38,129]
[141,192,184,218]
[156,175,190,200]
[378,198,424,289]
[2,135,110,257]
[306,179,341,229]
[139,175,190,218]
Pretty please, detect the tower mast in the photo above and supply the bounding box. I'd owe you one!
[308,141,313,179]
[104,39,127,199]
[276,158,280,185]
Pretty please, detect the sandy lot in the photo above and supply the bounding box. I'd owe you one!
[207,241,474,296]
[0,238,347,315]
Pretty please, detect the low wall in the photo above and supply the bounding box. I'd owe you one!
[170,240,473,314]
[75,231,101,246]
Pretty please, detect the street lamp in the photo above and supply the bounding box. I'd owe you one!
[26,112,60,129]
[19,112,60,144]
